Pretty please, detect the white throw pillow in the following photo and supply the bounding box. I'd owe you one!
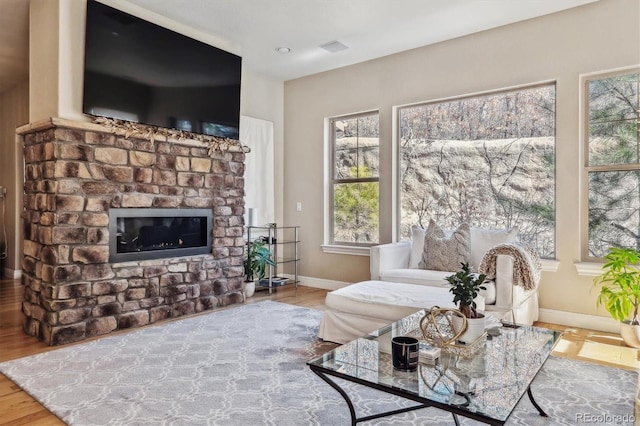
[470,227,519,271]
[409,226,426,269]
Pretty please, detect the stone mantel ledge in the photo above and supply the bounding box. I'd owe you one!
[16,117,246,152]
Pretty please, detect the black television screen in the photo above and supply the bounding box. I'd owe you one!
[83,0,241,139]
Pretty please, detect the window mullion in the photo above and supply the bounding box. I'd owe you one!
[587,164,640,173]
[334,177,378,184]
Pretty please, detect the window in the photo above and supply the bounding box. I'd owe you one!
[329,112,379,245]
[398,83,556,257]
[584,69,640,259]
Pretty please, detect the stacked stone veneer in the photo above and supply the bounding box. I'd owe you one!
[18,118,246,345]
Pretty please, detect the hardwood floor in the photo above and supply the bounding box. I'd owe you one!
[0,278,637,425]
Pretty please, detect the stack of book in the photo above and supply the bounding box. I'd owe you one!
[419,343,441,365]
[258,277,289,287]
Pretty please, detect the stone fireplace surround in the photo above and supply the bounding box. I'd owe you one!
[18,118,246,345]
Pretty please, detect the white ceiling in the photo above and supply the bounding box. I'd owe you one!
[0,0,597,94]
[124,0,597,81]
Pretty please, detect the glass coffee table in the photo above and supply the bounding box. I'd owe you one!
[308,310,561,425]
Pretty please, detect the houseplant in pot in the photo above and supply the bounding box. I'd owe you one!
[593,247,640,348]
[243,239,275,298]
[445,262,487,344]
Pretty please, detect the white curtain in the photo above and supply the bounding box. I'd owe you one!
[240,115,275,227]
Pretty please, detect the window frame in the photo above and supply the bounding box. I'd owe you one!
[324,110,380,250]
[394,81,557,258]
[580,66,640,262]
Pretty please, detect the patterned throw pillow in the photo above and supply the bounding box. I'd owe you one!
[419,220,471,271]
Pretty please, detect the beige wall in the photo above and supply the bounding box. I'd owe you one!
[0,81,28,277]
[283,0,640,325]
[29,0,59,123]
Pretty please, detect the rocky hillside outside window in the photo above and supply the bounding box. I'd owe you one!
[398,83,556,258]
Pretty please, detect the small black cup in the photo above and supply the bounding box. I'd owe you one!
[391,336,419,371]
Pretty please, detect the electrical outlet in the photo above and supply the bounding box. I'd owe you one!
[296,202,302,212]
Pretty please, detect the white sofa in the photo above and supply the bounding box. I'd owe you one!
[318,279,491,344]
[318,227,540,344]
[370,227,539,326]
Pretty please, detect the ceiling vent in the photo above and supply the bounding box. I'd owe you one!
[320,40,349,53]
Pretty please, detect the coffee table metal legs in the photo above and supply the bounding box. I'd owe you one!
[527,386,549,417]
[311,368,429,425]
[449,388,546,425]
[311,367,548,425]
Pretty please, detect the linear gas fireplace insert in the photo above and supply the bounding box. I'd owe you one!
[108,208,213,263]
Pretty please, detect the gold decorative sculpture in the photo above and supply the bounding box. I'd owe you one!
[415,306,486,358]
[419,306,467,346]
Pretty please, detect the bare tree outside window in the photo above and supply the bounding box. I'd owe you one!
[331,113,379,244]
[399,84,556,257]
[586,71,640,258]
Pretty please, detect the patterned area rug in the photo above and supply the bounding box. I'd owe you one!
[0,301,636,425]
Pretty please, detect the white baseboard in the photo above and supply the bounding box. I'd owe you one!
[4,268,21,279]
[538,308,620,334]
[284,274,350,291]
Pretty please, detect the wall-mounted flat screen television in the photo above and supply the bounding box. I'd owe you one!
[83,0,241,139]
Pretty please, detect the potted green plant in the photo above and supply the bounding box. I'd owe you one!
[445,263,487,344]
[243,240,275,297]
[593,247,640,348]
